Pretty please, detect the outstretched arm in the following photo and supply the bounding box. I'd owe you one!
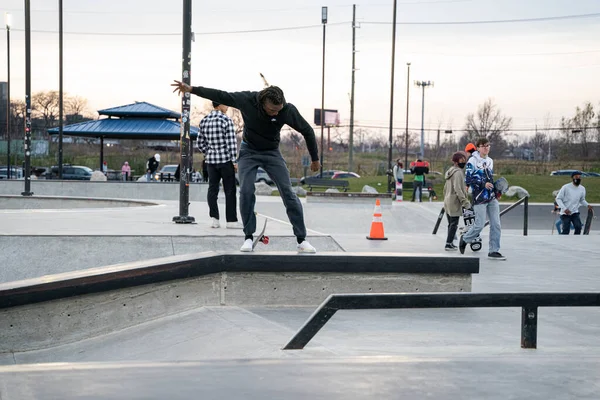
[172,80,250,109]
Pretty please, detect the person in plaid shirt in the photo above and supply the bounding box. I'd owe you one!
[172,80,321,253]
[198,101,241,229]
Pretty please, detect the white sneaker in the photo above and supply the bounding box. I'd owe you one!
[240,238,253,252]
[297,240,316,253]
[226,221,243,229]
[211,218,220,228]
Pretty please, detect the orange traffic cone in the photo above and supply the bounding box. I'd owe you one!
[366,199,388,240]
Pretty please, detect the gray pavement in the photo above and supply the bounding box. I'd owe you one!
[0,191,599,398]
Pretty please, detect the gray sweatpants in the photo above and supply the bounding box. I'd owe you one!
[237,142,307,241]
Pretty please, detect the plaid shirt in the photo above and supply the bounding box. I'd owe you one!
[197,110,237,164]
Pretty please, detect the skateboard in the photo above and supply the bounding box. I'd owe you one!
[494,177,509,198]
[461,207,482,251]
[584,208,594,235]
[395,180,403,202]
[252,219,270,249]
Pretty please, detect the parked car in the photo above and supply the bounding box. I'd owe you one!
[0,166,24,179]
[331,171,360,179]
[550,170,591,177]
[49,165,93,180]
[584,172,600,177]
[300,170,339,184]
[159,164,178,176]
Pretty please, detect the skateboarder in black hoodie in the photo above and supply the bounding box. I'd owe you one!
[172,80,321,253]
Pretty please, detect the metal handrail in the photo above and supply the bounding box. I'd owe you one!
[283,292,600,350]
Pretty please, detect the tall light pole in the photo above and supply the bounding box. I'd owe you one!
[403,62,410,173]
[23,0,33,196]
[387,0,397,193]
[58,0,64,178]
[5,12,10,179]
[348,4,356,173]
[414,80,433,159]
[319,6,327,178]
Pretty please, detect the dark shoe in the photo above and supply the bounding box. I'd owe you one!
[459,236,467,254]
[445,244,457,251]
[488,252,506,261]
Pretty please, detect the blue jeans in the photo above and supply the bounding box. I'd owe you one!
[555,218,575,234]
[561,213,582,235]
[463,199,501,253]
[237,142,307,241]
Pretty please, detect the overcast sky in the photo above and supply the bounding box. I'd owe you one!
[1,0,599,144]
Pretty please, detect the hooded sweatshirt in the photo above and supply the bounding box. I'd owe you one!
[465,151,495,205]
[190,86,319,162]
[444,166,471,216]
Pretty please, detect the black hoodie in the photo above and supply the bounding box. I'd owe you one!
[191,86,319,162]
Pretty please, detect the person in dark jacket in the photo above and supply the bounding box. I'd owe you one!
[411,159,429,202]
[146,153,160,182]
[172,80,321,253]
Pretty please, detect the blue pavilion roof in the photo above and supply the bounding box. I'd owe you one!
[48,118,198,140]
[98,101,181,119]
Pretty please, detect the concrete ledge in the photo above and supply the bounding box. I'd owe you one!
[0,195,158,209]
[307,192,391,203]
[0,252,478,352]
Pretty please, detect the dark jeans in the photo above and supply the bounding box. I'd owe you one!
[412,180,424,202]
[237,142,306,242]
[207,161,238,222]
[446,215,460,244]
[561,213,582,235]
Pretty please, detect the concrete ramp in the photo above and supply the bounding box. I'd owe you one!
[0,251,478,353]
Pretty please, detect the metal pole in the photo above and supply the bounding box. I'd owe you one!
[58,0,63,178]
[420,84,425,158]
[348,4,356,172]
[521,306,538,349]
[320,7,327,178]
[173,0,195,224]
[22,0,33,196]
[403,62,410,173]
[100,137,104,171]
[387,0,397,193]
[5,14,10,179]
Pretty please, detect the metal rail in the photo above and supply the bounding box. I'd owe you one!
[283,292,600,350]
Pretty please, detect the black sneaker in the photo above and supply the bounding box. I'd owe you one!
[488,252,506,261]
[459,236,467,254]
[445,244,458,251]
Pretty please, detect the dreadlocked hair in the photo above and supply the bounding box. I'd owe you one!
[258,86,286,106]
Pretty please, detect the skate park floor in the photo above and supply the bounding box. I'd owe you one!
[0,195,599,399]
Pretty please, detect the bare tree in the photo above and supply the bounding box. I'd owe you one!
[64,95,91,120]
[32,91,60,131]
[570,102,595,158]
[463,98,512,156]
[9,100,26,138]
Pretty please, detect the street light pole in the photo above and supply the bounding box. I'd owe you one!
[5,13,10,180]
[387,0,397,193]
[58,0,63,179]
[403,62,410,174]
[22,0,33,196]
[414,80,433,159]
[320,6,327,178]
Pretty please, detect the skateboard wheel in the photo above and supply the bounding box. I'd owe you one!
[261,236,269,244]
[470,242,482,252]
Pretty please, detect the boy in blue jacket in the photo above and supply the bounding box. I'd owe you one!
[459,137,505,260]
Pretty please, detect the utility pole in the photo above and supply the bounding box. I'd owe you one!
[22,0,33,196]
[5,13,11,179]
[387,0,398,193]
[58,0,63,178]
[404,62,410,172]
[319,6,328,177]
[173,0,195,224]
[348,4,356,172]
[415,80,433,159]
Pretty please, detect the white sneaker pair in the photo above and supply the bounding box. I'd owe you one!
[211,218,243,229]
[239,239,317,253]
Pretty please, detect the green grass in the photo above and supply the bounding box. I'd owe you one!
[291,175,600,203]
